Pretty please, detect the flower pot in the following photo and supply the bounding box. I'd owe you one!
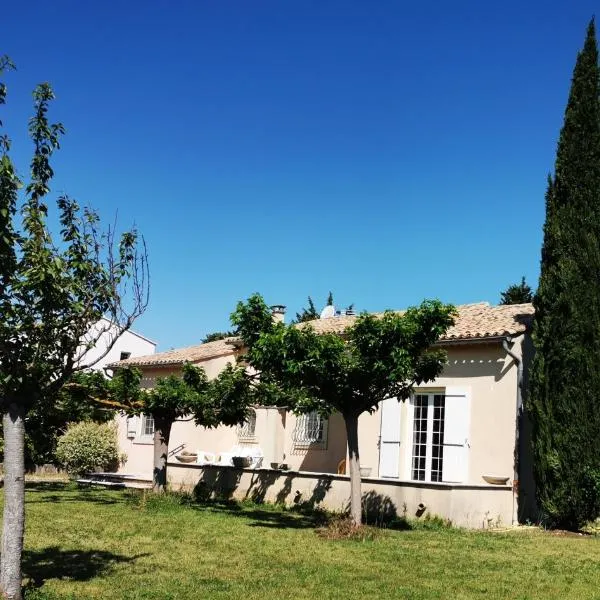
[175,454,198,464]
[232,456,252,468]
[482,475,510,485]
[270,462,288,470]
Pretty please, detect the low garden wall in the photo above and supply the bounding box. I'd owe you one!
[167,462,514,529]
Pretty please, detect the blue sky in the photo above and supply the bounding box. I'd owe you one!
[0,1,595,350]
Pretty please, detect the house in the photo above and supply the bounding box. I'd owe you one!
[79,317,156,373]
[111,302,535,528]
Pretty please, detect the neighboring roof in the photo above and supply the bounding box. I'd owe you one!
[299,302,534,341]
[109,302,534,369]
[97,317,157,346]
[109,338,237,368]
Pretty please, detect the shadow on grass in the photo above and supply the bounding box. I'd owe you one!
[24,482,125,506]
[184,497,328,529]
[172,484,438,531]
[24,482,70,493]
[22,547,148,591]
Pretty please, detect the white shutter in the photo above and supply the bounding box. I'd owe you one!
[378,397,402,478]
[126,415,138,439]
[442,387,471,483]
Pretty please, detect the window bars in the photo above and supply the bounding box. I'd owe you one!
[237,409,257,439]
[293,411,325,444]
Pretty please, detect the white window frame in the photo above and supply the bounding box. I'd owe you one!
[293,412,328,448]
[134,414,155,445]
[407,392,446,483]
[237,408,257,441]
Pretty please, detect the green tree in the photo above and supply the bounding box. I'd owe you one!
[0,64,148,598]
[231,294,455,524]
[500,277,533,305]
[201,331,235,343]
[527,20,600,529]
[99,364,250,492]
[294,296,319,323]
[294,292,352,323]
[4,371,116,468]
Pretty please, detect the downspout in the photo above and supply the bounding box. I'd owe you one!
[502,336,523,525]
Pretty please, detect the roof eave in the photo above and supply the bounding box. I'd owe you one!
[436,334,523,346]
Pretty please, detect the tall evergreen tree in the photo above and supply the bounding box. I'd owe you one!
[528,19,600,529]
[500,277,533,305]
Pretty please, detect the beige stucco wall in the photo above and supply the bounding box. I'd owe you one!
[167,464,514,529]
[284,412,347,473]
[117,355,238,477]
[118,337,522,523]
[356,339,521,486]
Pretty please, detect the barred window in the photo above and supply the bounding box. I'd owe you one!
[237,409,257,439]
[293,412,327,445]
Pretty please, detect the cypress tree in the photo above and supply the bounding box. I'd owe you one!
[528,19,600,529]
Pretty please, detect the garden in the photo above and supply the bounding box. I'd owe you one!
[15,482,600,600]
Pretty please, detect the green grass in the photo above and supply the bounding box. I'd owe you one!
[6,483,600,599]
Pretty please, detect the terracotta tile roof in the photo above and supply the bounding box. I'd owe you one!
[299,302,534,341]
[110,303,534,369]
[108,338,237,368]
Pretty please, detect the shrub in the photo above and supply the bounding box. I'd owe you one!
[56,421,120,475]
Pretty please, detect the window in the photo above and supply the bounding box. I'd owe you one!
[120,351,131,360]
[411,394,445,482]
[293,412,328,446]
[142,415,155,437]
[237,409,257,439]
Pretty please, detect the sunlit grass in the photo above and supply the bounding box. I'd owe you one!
[6,483,599,599]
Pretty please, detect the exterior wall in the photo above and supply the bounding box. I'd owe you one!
[284,412,347,473]
[79,318,156,372]
[167,463,514,529]
[117,336,523,525]
[117,355,238,477]
[357,339,521,487]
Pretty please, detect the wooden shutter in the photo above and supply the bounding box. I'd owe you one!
[378,397,402,478]
[442,387,471,483]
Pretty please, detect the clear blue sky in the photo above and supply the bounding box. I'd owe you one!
[1,1,595,350]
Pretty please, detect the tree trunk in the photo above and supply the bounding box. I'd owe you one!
[344,412,362,526]
[1,403,26,600]
[152,417,172,493]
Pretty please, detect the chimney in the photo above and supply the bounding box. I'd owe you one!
[270,305,286,324]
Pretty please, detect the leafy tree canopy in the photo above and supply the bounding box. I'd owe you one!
[201,331,235,343]
[0,57,148,598]
[500,277,533,305]
[229,293,456,523]
[83,362,251,491]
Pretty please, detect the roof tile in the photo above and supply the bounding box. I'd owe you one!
[298,302,534,340]
[111,303,534,369]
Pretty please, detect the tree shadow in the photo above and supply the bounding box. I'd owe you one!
[24,482,123,505]
[352,490,410,530]
[192,467,242,503]
[22,546,148,591]
[290,477,332,511]
[199,502,328,529]
[189,469,331,529]
[24,482,70,493]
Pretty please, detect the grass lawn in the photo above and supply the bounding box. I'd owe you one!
[7,482,600,599]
